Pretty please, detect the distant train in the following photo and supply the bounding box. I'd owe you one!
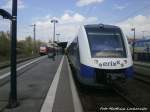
[39,46,48,55]
[133,39,150,61]
[39,44,59,56]
[67,24,134,86]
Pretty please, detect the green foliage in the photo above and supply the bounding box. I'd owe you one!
[17,36,34,56]
[0,31,45,62]
[0,31,10,61]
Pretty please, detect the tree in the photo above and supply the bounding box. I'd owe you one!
[0,31,10,60]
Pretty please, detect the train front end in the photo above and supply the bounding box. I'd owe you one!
[78,24,134,86]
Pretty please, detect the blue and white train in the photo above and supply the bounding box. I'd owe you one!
[67,24,134,86]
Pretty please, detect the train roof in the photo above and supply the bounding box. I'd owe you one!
[84,24,120,29]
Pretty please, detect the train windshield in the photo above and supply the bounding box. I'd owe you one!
[86,28,126,58]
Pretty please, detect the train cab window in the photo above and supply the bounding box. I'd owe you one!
[86,27,127,58]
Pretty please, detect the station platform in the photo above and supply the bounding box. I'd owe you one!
[134,61,150,67]
[134,61,150,76]
[0,55,83,112]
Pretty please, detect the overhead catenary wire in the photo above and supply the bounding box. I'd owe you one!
[115,4,150,23]
[80,2,150,24]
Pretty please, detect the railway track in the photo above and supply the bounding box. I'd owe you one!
[134,62,150,69]
[0,56,45,87]
[0,55,40,69]
[69,61,150,112]
[80,90,131,112]
[134,73,150,85]
[134,63,150,85]
[78,82,149,112]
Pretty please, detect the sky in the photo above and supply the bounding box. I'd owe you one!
[0,0,150,42]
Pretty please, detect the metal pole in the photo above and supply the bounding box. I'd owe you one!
[33,24,36,53]
[51,19,58,58]
[8,0,19,108]
[142,31,147,39]
[56,34,60,55]
[56,34,60,42]
[53,22,55,44]
[142,31,145,39]
[53,21,56,57]
[30,24,36,54]
[133,29,135,61]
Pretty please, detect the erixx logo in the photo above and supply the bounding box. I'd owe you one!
[99,60,122,67]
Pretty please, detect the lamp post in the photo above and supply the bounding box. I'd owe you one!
[131,28,135,60]
[51,19,58,57]
[0,9,13,19]
[0,0,19,108]
[56,34,60,55]
[51,19,58,43]
[9,0,19,108]
[56,33,60,42]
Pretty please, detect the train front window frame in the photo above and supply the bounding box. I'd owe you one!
[85,27,127,58]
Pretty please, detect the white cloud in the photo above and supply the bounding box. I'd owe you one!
[64,10,74,14]
[73,13,85,22]
[1,0,25,10]
[0,19,10,31]
[60,13,98,24]
[114,4,126,10]
[32,13,98,42]
[61,13,85,23]
[61,13,72,21]
[116,15,150,39]
[76,0,104,7]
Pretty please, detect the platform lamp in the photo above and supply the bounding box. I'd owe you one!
[56,33,60,55]
[56,33,60,42]
[51,19,58,57]
[0,0,19,108]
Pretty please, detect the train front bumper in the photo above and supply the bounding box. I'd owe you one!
[79,64,134,85]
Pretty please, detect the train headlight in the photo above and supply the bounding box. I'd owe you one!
[124,60,127,64]
[121,63,124,67]
[94,60,98,64]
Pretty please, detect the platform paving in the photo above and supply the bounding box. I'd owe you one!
[0,55,81,112]
[52,57,74,112]
[0,55,62,112]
